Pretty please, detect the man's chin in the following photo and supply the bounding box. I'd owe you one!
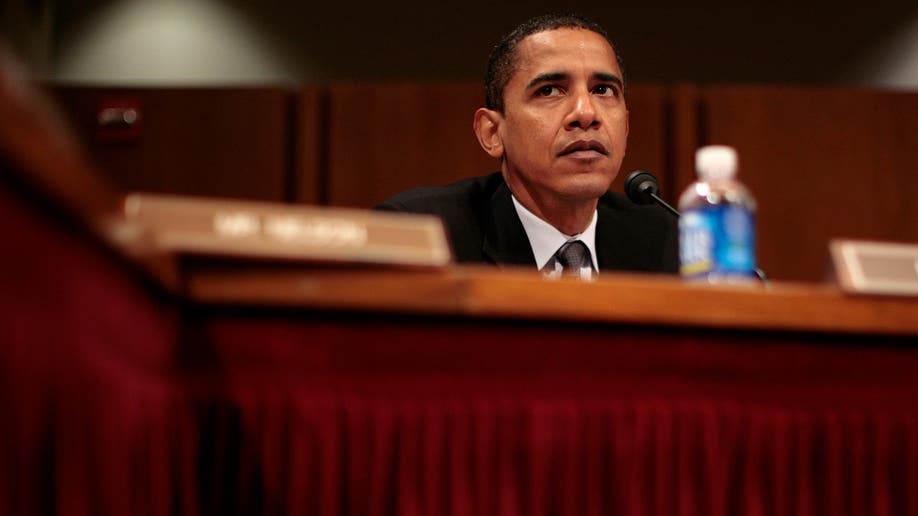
[555,173,617,201]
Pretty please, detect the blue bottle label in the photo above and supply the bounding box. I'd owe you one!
[679,206,755,279]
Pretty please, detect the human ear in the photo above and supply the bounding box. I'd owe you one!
[473,108,504,159]
[625,108,630,139]
[623,108,630,156]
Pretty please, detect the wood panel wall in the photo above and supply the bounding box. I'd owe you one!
[292,85,325,205]
[672,86,918,281]
[47,86,294,201]
[43,83,918,282]
[323,82,496,208]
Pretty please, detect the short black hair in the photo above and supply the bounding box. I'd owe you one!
[484,13,624,112]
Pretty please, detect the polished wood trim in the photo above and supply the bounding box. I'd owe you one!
[185,265,918,336]
[187,266,461,313]
[461,268,918,335]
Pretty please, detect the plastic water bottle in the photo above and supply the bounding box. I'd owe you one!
[678,145,757,282]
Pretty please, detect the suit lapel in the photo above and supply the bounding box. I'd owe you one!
[481,178,537,267]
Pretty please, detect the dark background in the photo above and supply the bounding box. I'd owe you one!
[4,0,917,87]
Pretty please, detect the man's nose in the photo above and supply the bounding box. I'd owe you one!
[565,90,600,129]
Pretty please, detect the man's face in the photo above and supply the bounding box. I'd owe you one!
[490,28,629,209]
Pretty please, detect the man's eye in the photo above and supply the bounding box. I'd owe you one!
[594,84,619,97]
[537,85,561,96]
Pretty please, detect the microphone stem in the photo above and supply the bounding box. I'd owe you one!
[649,193,681,218]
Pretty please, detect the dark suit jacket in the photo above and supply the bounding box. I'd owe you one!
[376,172,679,274]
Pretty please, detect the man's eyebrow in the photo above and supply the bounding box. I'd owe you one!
[594,72,624,90]
[526,72,568,89]
[526,71,625,90]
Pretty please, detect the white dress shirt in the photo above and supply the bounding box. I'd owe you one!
[511,195,599,280]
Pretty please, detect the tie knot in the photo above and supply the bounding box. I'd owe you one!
[556,240,589,276]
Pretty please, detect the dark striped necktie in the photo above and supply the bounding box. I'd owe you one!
[555,240,589,278]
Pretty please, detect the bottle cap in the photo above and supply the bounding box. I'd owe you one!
[696,145,738,180]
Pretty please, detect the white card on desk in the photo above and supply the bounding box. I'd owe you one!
[831,239,918,297]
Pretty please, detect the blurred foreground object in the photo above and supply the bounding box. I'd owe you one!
[0,43,122,239]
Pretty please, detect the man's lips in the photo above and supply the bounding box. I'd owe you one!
[559,140,608,157]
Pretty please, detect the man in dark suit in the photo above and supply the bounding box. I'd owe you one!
[377,13,678,278]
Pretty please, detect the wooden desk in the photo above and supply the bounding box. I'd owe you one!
[170,266,918,516]
[185,264,918,337]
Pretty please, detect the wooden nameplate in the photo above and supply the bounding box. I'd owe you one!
[118,193,453,268]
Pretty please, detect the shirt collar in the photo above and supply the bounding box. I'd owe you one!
[511,195,599,273]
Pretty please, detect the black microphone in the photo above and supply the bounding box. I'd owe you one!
[624,170,768,283]
[624,170,680,217]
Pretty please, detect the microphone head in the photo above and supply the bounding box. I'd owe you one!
[624,170,659,205]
